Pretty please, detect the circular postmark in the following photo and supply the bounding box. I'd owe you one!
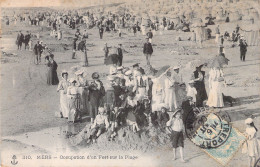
[185,107,232,149]
[255,157,260,167]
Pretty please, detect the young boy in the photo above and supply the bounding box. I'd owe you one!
[88,107,109,143]
[108,107,120,141]
[166,110,186,162]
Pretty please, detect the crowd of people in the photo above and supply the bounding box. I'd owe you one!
[5,1,259,164]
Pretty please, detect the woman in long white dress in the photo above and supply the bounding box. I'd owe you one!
[67,78,80,122]
[151,78,164,111]
[57,71,70,118]
[164,67,182,111]
[207,68,224,108]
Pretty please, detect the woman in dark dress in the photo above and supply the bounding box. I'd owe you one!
[192,65,208,107]
[47,54,59,85]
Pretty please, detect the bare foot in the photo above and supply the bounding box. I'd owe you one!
[180,159,187,163]
[172,157,176,161]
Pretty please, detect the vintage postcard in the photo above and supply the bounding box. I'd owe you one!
[0,0,260,166]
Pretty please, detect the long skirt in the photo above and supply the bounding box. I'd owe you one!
[47,69,59,85]
[164,87,178,111]
[59,90,69,118]
[78,51,88,66]
[68,95,81,122]
[207,81,224,107]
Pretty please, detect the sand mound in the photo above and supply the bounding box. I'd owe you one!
[69,125,171,152]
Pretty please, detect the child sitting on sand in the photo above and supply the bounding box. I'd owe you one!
[166,109,186,163]
[157,106,170,129]
[88,107,109,143]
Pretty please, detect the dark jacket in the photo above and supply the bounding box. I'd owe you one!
[143,42,153,54]
[239,40,248,53]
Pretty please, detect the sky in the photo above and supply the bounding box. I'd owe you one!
[0,0,126,8]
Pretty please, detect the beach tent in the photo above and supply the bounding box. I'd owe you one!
[240,22,259,46]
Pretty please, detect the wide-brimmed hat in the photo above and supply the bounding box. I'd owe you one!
[92,72,99,79]
[124,70,132,76]
[75,69,84,75]
[245,118,253,124]
[98,107,105,113]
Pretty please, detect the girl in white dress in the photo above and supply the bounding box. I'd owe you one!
[207,68,224,108]
[152,78,164,111]
[67,78,80,122]
[57,71,70,118]
[244,118,259,167]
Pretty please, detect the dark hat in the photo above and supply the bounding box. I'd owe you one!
[138,68,145,75]
[92,72,99,79]
[133,63,139,68]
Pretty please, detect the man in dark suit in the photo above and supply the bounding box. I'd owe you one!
[33,41,42,65]
[16,31,24,50]
[143,38,153,65]
[117,44,123,66]
[99,26,104,39]
[24,31,31,50]
[239,37,248,61]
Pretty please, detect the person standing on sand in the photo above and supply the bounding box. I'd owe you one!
[99,26,104,39]
[243,118,259,167]
[72,38,77,59]
[33,41,42,65]
[143,37,153,65]
[78,39,88,67]
[117,44,123,66]
[166,110,186,163]
[57,70,70,118]
[215,25,220,44]
[239,36,248,62]
[103,43,109,61]
[16,31,24,50]
[47,54,59,85]
[89,72,105,124]
[146,29,153,43]
[24,31,31,50]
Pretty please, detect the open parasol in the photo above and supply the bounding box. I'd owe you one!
[206,55,229,69]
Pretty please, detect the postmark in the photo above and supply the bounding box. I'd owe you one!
[185,107,232,149]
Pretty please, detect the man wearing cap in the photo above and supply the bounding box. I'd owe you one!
[143,37,153,65]
[117,44,123,66]
[89,72,105,123]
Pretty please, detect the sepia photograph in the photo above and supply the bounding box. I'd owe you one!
[0,0,260,166]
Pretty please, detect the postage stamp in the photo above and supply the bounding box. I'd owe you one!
[185,108,232,149]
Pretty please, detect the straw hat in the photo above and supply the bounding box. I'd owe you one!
[245,118,253,124]
[124,70,132,76]
[98,107,105,113]
[75,69,84,75]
